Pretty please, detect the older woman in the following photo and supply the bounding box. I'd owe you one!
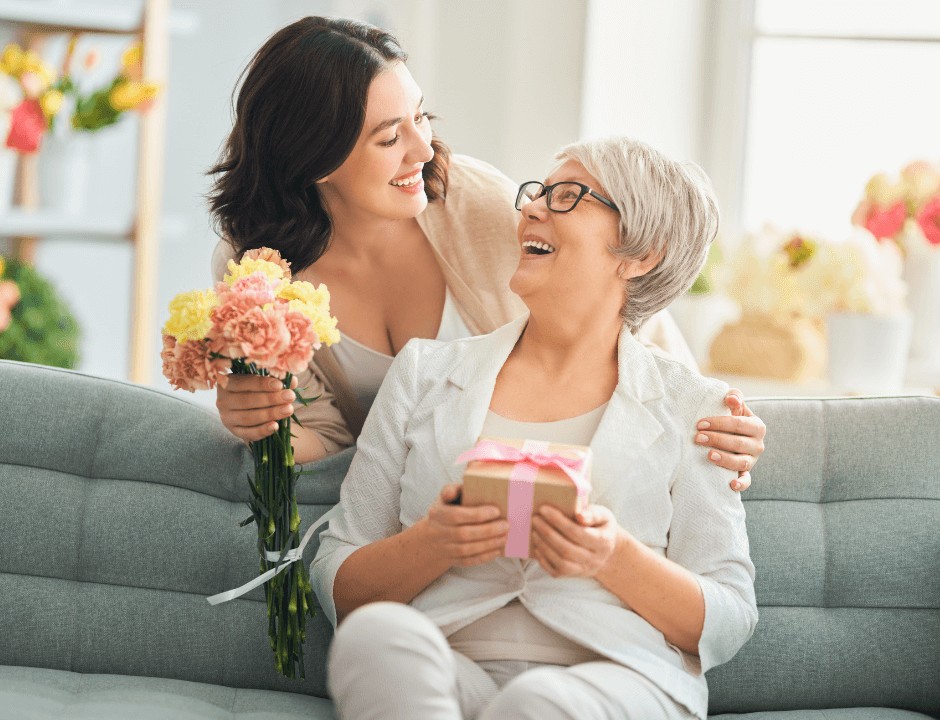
[312,137,757,720]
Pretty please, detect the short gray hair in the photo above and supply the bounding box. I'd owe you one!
[554,137,719,334]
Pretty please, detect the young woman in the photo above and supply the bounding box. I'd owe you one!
[208,17,765,487]
[314,136,757,719]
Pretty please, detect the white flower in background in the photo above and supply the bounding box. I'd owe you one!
[811,227,907,316]
[724,224,906,320]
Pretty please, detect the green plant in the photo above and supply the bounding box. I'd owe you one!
[0,257,80,368]
[689,242,723,295]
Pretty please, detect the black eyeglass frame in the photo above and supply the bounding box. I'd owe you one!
[515,180,619,214]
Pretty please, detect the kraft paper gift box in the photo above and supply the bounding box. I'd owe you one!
[457,436,592,559]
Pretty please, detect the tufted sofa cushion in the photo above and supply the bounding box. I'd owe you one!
[706,397,940,717]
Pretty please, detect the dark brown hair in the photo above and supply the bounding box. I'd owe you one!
[207,16,450,273]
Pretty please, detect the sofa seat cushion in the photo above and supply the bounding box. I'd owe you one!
[710,709,934,719]
[0,666,336,720]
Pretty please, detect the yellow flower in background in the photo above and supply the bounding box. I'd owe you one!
[0,256,6,277]
[40,89,63,118]
[121,44,142,71]
[864,173,905,206]
[0,44,25,76]
[224,257,286,286]
[163,288,219,342]
[108,80,159,111]
[23,50,54,86]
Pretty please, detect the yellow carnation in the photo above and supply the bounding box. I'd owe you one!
[287,299,340,346]
[162,288,218,342]
[108,80,159,111]
[277,280,329,307]
[224,257,286,286]
[0,44,25,76]
[40,89,63,118]
[280,281,340,346]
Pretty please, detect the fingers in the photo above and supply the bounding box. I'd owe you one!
[696,413,767,440]
[450,534,509,567]
[531,520,588,577]
[724,389,746,416]
[732,471,752,492]
[218,385,296,412]
[703,447,756,474]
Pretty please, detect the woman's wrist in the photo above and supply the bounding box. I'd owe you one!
[594,526,637,588]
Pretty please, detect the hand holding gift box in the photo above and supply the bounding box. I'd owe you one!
[456,437,592,558]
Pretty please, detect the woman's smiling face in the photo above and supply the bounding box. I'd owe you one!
[316,62,435,223]
[511,159,624,313]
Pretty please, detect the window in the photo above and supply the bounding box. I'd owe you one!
[737,0,940,236]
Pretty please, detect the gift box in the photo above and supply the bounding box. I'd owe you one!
[457,436,592,558]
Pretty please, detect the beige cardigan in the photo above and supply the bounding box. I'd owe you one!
[211,154,696,454]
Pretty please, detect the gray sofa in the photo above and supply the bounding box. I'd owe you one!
[1,358,938,720]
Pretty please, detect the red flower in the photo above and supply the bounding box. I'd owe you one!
[863,201,907,241]
[5,99,47,153]
[916,196,940,246]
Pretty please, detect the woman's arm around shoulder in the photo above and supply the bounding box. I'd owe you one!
[666,379,759,671]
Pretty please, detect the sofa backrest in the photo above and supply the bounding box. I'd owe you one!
[706,396,940,717]
[2,361,938,714]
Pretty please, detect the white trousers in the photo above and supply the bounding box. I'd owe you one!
[327,602,695,720]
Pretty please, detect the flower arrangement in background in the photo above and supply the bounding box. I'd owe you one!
[723,224,907,320]
[62,41,160,132]
[0,39,159,153]
[852,161,940,251]
[0,255,80,367]
[0,43,64,153]
[161,247,339,679]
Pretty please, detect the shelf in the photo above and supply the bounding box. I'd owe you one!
[0,0,144,34]
[0,209,132,239]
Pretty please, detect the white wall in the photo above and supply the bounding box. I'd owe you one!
[580,0,707,164]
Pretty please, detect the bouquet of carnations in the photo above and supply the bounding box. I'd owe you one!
[161,247,339,679]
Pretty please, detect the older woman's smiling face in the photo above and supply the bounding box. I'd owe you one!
[510,159,623,315]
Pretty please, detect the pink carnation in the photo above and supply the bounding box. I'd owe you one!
[224,271,278,302]
[863,201,907,241]
[161,334,230,392]
[221,305,291,371]
[270,309,319,377]
[916,196,940,246]
[0,279,20,332]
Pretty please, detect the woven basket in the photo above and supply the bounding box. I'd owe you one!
[709,313,826,382]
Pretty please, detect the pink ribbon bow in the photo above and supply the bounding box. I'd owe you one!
[456,439,591,557]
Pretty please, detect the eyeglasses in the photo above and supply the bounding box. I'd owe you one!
[515,181,618,214]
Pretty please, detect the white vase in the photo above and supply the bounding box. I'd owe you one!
[827,312,912,393]
[903,249,940,368]
[38,132,92,214]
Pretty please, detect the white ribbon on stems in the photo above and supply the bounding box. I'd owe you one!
[206,505,341,606]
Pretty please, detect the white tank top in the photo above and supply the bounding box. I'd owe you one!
[330,288,473,413]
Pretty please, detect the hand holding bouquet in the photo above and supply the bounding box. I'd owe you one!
[161,247,339,679]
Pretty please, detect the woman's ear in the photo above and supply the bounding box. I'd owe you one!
[315,175,330,184]
[618,251,663,280]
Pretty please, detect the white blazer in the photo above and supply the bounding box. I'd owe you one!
[312,315,757,719]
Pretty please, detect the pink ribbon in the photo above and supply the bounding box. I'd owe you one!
[456,439,591,558]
